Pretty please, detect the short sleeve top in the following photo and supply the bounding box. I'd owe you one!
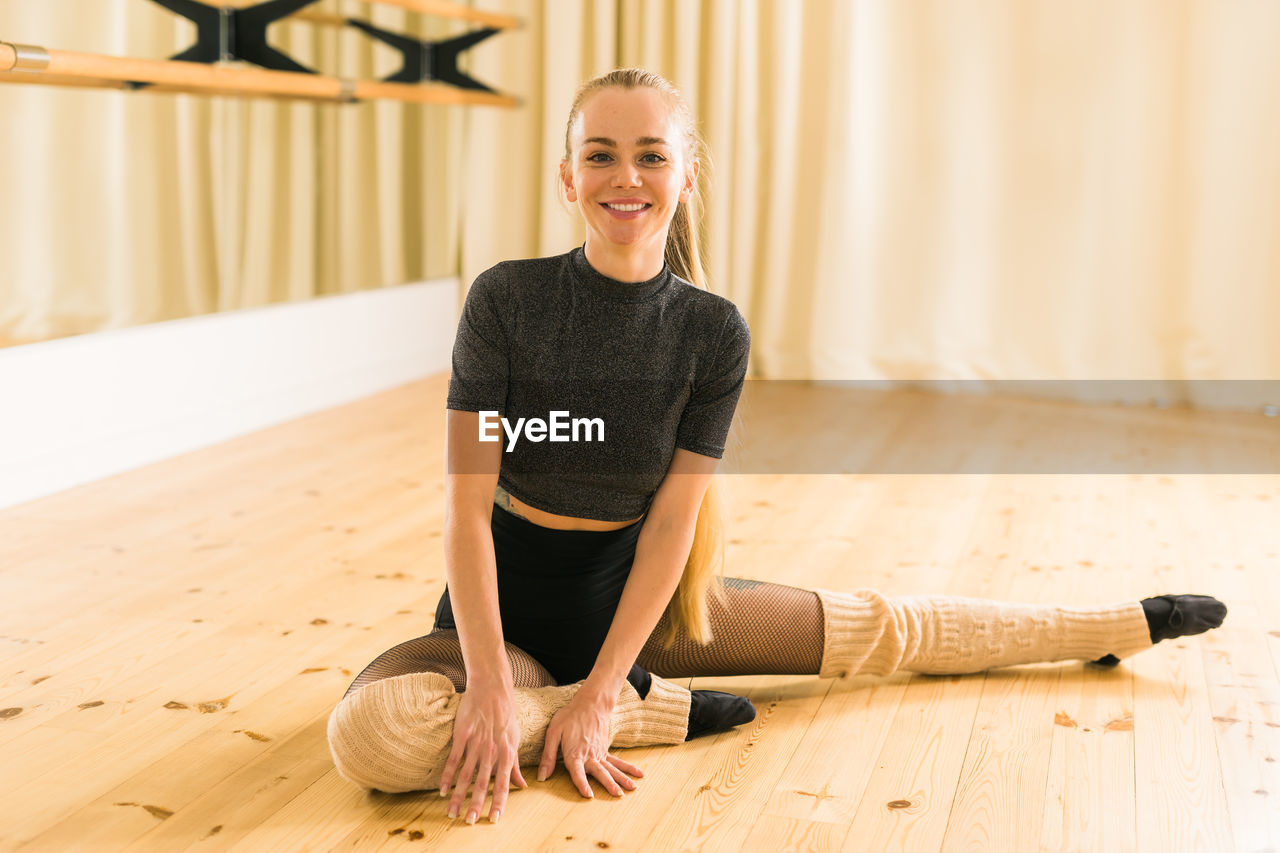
[446,245,750,521]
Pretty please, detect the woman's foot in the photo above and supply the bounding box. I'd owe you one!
[629,667,756,740]
[686,690,756,740]
[1093,594,1227,667]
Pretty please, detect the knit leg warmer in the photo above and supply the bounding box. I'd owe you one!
[327,671,691,793]
[815,589,1154,679]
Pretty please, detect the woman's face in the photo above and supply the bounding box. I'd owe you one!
[560,87,698,255]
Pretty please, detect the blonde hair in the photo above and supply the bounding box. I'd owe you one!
[562,68,738,646]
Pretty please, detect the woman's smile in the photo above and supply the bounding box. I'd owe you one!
[601,200,652,219]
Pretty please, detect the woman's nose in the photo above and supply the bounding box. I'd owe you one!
[612,162,642,187]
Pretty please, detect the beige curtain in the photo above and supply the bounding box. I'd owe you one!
[0,0,465,343]
[461,0,1280,395]
[5,1,1276,394]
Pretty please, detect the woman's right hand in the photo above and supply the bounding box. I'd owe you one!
[439,680,526,824]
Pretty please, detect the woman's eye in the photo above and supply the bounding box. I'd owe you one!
[585,152,666,164]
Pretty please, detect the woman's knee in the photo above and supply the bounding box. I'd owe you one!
[327,671,459,793]
[815,587,914,678]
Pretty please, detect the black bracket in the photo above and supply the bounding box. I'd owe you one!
[129,0,318,88]
[344,20,499,92]
[130,0,502,97]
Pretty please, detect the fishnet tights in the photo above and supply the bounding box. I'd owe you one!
[343,577,824,698]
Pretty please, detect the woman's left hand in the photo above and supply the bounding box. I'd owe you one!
[538,689,644,798]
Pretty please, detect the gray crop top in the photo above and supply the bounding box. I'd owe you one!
[446,245,750,521]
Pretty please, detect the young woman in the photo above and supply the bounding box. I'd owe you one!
[326,68,1226,826]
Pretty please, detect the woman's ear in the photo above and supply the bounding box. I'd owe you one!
[559,160,577,202]
[680,159,700,202]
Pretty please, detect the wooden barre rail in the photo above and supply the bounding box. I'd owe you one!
[282,9,350,28]
[0,70,331,101]
[0,42,518,106]
[217,0,521,30]
[366,0,519,28]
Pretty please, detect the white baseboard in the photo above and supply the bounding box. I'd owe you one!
[0,280,458,511]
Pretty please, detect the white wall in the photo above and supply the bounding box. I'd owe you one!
[0,280,458,510]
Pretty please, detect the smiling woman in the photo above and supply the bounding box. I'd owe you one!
[324,67,1227,831]
[558,86,700,283]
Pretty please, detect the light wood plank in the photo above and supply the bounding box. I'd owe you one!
[941,667,1058,852]
[0,377,1270,850]
[1134,640,1235,852]
[1175,476,1279,851]
[1039,667,1139,853]
[745,813,842,851]
[1130,475,1235,852]
[839,673,987,852]
[642,676,832,853]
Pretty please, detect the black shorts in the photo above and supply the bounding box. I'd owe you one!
[432,502,647,685]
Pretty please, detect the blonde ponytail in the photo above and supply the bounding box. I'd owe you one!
[657,477,728,646]
[564,68,742,646]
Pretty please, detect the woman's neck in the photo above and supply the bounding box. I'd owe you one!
[583,236,666,283]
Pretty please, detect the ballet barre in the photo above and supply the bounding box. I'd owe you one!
[0,0,520,106]
[0,46,518,105]
[218,0,521,31]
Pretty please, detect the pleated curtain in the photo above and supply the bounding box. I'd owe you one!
[3,0,1278,398]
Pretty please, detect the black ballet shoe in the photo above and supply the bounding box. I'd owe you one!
[686,690,756,741]
[625,664,652,699]
[1141,594,1227,643]
[1091,594,1227,667]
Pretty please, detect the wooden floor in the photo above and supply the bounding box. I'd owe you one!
[2,374,1277,852]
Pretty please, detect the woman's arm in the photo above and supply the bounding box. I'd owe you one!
[536,448,718,796]
[443,410,509,686]
[580,448,719,703]
[440,409,526,824]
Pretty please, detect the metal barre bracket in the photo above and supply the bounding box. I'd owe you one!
[344,19,499,92]
[128,0,320,88]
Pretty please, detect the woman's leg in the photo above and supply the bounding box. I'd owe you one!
[637,578,825,677]
[329,586,1226,792]
[341,629,551,698]
[327,629,691,793]
[637,578,1224,680]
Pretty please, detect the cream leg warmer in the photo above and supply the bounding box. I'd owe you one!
[327,672,691,793]
[815,589,1154,679]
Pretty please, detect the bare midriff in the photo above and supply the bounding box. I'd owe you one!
[494,484,644,531]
